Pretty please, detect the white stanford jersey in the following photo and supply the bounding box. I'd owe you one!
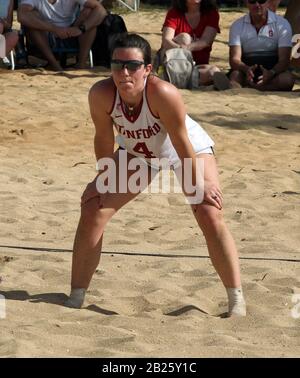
[110,80,214,169]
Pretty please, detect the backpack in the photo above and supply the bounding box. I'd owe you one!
[158,48,200,89]
[91,13,127,67]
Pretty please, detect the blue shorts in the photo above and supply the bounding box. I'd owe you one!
[48,33,78,51]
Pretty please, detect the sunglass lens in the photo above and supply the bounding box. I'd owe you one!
[111,62,123,70]
[126,62,142,71]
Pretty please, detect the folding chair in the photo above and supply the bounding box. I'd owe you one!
[2,52,15,70]
[49,35,94,68]
[116,0,140,12]
[19,4,94,69]
[18,30,93,69]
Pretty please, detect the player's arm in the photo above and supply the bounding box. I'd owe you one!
[149,78,222,209]
[88,78,115,163]
[81,79,115,205]
[150,80,195,160]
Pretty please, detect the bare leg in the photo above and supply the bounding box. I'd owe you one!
[77,27,97,68]
[27,29,62,71]
[193,203,242,287]
[255,71,295,91]
[4,31,18,55]
[159,33,192,63]
[189,154,246,316]
[229,69,245,88]
[191,154,241,288]
[74,6,107,68]
[68,150,156,305]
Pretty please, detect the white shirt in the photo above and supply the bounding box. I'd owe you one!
[229,10,292,58]
[110,81,214,169]
[21,0,87,27]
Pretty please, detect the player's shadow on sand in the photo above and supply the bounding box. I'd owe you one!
[0,290,118,316]
[1,289,230,317]
[164,304,227,318]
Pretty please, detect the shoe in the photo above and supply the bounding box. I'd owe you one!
[213,72,231,91]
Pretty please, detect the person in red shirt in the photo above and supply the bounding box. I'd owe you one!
[161,0,221,86]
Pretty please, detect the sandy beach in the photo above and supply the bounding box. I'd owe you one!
[0,7,299,357]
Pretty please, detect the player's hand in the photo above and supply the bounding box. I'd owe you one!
[81,177,103,208]
[203,180,223,210]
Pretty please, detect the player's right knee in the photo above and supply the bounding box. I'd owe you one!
[81,196,103,217]
[80,204,111,231]
[81,195,115,224]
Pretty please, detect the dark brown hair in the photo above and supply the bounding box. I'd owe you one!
[110,33,152,65]
[172,0,218,14]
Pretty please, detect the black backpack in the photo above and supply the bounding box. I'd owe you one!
[92,13,127,67]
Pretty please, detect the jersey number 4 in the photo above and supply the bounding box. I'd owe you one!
[133,142,156,159]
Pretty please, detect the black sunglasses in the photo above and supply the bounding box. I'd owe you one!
[111,59,145,72]
[248,0,267,4]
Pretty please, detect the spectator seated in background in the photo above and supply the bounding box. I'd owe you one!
[160,0,221,86]
[17,0,107,71]
[0,0,18,58]
[224,0,294,91]
[243,1,300,73]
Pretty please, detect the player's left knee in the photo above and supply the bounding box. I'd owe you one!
[194,204,224,232]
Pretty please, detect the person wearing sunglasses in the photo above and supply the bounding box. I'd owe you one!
[224,0,295,91]
[65,33,246,318]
